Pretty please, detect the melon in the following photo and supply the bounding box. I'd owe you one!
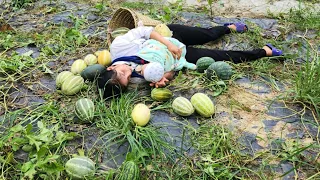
[154,24,173,37]
[56,71,74,89]
[94,51,101,57]
[84,54,97,65]
[151,88,173,101]
[207,61,233,80]
[61,75,84,95]
[111,27,130,38]
[172,97,194,116]
[71,59,87,75]
[80,64,106,81]
[116,161,140,180]
[75,98,95,122]
[65,156,95,179]
[97,50,111,66]
[190,93,215,117]
[131,104,150,126]
[196,57,215,73]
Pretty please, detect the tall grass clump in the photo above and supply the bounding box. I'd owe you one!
[293,51,320,118]
[95,92,176,164]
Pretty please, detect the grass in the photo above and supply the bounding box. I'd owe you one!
[94,92,177,166]
[292,50,320,117]
[0,0,319,179]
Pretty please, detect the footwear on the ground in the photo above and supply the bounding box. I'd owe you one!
[266,43,283,56]
[223,22,248,33]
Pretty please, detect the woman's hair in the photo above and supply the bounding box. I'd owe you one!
[97,70,124,99]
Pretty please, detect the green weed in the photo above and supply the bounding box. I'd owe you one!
[0,102,76,179]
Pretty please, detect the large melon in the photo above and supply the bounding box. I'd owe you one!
[56,71,74,89]
[80,64,106,81]
[190,93,215,117]
[151,88,173,101]
[131,104,150,126]
[116,161,140,180]
[61,76,84,95]
[97,50,111,66]
[196,57,215,73]
[65,156,95,179]
[75,98,95,122]
[71,59,87,75]
[84,54,97,65]
[206,61,233,80]
[172,97,194,116]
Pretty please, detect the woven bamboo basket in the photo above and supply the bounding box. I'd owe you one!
[107,8,161,46]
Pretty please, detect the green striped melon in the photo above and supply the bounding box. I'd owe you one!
[71,59,87,75]
[61,76,84,95]
[75,98,95,122]
[196,57,215,73]
[172,97,194,116]
[116,161,140,180]
[56,71,74,89]
[151,88,173,101]
[111,27,130,38]
[65,156,95,179]
[84,54,97,65]
[190,93,215,117]
[207,61,233,80]
[80,64,106,81]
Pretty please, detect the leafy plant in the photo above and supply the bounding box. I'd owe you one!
[10,0,35,9]
[0,118,76,178]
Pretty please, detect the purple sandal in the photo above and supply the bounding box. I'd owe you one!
[266,43,283,56]
[224,22,248,33]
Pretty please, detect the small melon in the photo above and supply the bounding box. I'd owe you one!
[56,71,74,89]
[71,59,87,75]
[84,54,97,65]
[61,75,84,95]
[190,93,215,117]
[97,50,111,67]
[172,97,194,116]
[131,104,150,126]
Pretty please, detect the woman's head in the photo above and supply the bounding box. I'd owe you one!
[97,64,132,99]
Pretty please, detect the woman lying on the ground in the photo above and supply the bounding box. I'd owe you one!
[97,23,283,99]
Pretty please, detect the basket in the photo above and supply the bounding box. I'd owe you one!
[107,8,162,46]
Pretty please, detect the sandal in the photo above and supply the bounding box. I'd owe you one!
[223,22,248,33]
[266,43,283,56]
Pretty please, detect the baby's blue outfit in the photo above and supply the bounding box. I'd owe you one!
[136,37,196,72]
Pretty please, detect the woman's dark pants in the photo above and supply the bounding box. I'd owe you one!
[167,24,266,64]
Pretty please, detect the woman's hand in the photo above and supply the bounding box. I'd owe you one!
[167,44,182,60]
[150,31,181,59]
[149,77,169,88]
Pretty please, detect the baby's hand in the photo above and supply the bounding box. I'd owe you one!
[149,77,169,88]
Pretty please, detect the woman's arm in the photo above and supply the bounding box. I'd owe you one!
[150,31,182,59]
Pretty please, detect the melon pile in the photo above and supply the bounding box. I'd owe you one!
[55,50,111,96]
[172,93,215,118]
[196,57,234,80]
